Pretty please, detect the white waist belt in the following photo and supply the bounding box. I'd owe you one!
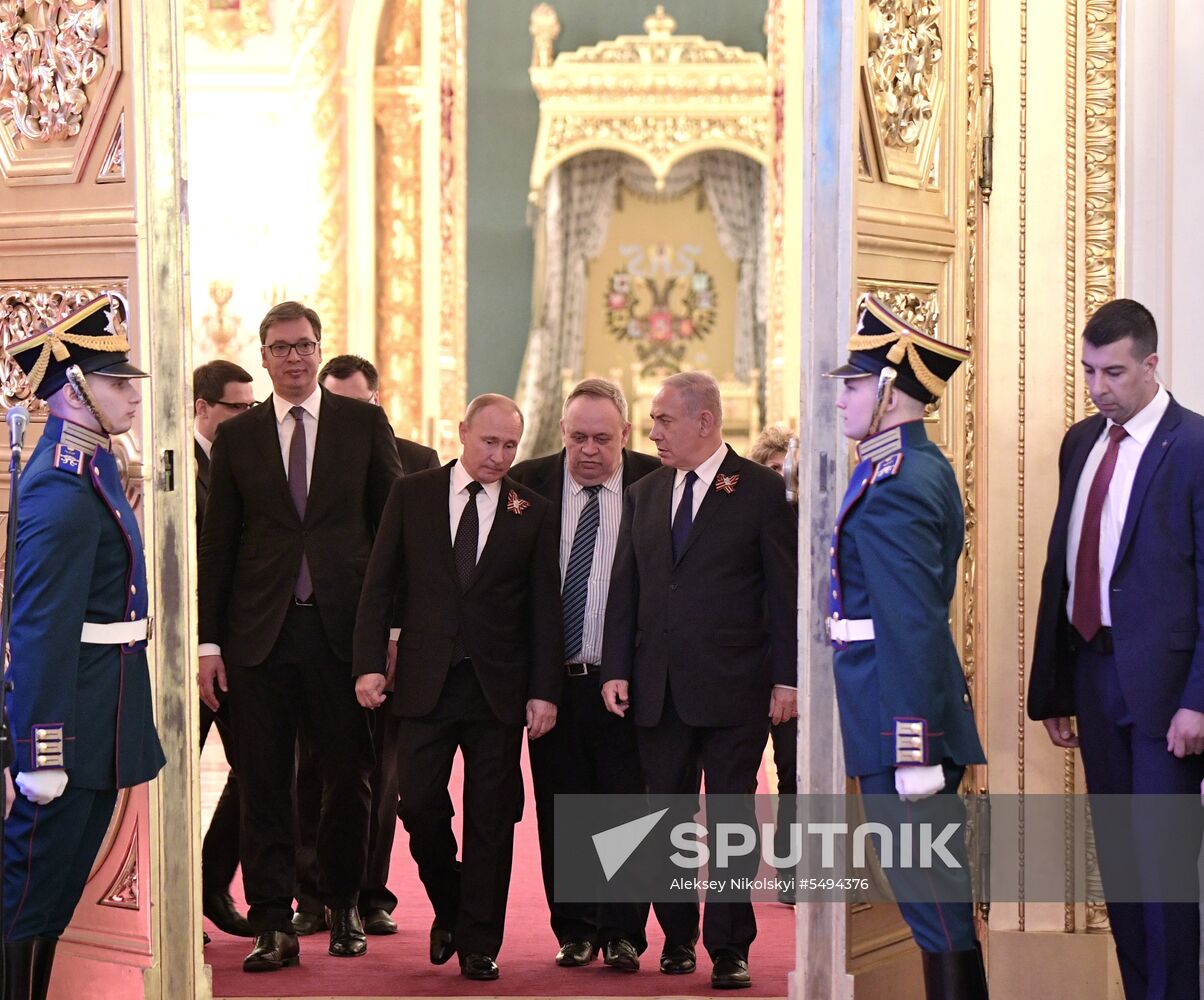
[828,617,875,642]
[81,619,149,644]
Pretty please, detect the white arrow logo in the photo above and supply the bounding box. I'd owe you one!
[592,808,670,881]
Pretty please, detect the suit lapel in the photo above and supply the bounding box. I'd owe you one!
[468,477,519,590]
[307,389,340,521]
[645,467,676,571]
[674,446,739,566]
[255,399,296,519]
[194,441,210,492]
[1113,399,1182,570]
[1055,416,1105,540]
[428,464,457,580]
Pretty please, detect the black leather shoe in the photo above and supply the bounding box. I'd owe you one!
[360,907,398,935]
[430,923,455,965]
[555,939,597,967]
[202,931,211,947]
[660,943,697,975]
[291,910,327,936]
[603,937,640,972]
[921,945,989,1000]
[328,907,368,957]
[460,952,500,981]
[243,931,300,972]
[203,889,254,937]
[711,951,751,989]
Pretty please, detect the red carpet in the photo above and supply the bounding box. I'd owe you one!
[205,741,795,999]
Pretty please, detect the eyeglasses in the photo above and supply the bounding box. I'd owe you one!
[263,340,319,358]
[207,399,255,411]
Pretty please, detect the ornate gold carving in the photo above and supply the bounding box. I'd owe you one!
[529,3,559,69]
[294,0,346,356]
[438,0,466,456]
[528,7,772,193]
[1017,0,1028,930]
[98,828,139,909]
[866,284,939,336]
[183,0,270,51]
[865,0,944,149]
[0,283,127,405]
[96,110,123,182]
[0,0,110,144]
[1084,0,1117,320]
[765,0,785,424]
[198,280,248,358]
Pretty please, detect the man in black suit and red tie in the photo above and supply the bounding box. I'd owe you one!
[354,393,562,982]
[192,359,256,941]
[509,377,662,972]
[292,353,439,938]
[197,301,403,972]
[602,372,798,990]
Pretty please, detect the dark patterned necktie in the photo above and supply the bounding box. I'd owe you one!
[288,406,313,601]
[1071,424,1128,641]
[454,480,484,589]
[562,484,603,661]
[671,470,698,561]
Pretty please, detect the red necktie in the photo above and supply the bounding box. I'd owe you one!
[1071,424,1128,641]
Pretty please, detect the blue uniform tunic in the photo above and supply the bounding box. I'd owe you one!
[3,416,165,941]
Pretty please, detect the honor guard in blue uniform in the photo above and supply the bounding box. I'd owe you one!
[3,294,165,1000]
[825,294,988,999]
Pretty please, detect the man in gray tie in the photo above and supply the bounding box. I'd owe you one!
[198,301,403,972]
[510,378,662,971]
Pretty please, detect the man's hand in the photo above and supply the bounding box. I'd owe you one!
[16,769,67,805]
[1166,708,1204,758]
[1043,716,1079,749]
[384,639,398,693]
[198,654,227,712]
[526,699,557,739]
[602,679,630,718]
[5,771,14,818]
[769,685,798,726]
[356,672,387,710]
[895,764,945,802]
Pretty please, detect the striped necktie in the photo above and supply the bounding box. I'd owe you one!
[562,484,603,661]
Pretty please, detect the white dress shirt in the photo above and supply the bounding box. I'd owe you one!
[560,461,624,664]
[670,440,728,525]
[449,459,501,562]
[194,429,213,460]
[1066,384,1170,625]
[273,386,321,492]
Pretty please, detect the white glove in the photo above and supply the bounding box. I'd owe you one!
[895,764,945,802]
[16,769,68,805]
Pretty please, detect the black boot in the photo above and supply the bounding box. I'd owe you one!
[28,938,57,1000]
[3,939,35,1000]
[921,944,988,1000]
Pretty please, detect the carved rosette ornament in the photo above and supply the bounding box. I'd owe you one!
[0,0,109,144]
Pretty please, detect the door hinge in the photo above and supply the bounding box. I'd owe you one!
[979,68,994,202]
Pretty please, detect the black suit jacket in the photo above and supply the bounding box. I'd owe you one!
[195,440,210,537]
[508,448,663,532]
[353,464,563,725]
[396,436,440,475]
[1029,396,1204,734]
[602,446,798,728]
[198,389,404,666]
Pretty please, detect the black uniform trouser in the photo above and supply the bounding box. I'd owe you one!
[395,659,524,959]
[3,784,118,941]
[227,602,374,933]
[636,687,767,962]
[199,698,241,896]
[769,717,798,867]
[296,695,402,916]
[529,667,660,951]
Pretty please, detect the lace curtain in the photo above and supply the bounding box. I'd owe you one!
[516,151,767,458]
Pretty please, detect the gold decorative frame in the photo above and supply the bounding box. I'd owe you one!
[527,5,774,197]
[183,0,271,51]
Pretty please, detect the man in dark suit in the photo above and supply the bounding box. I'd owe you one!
[1030,298,1204,1000]
[601,372,797,989]
[192,359,256,941]
[354,394,562,982]
[197,301,403,973]
[292,354,439,937]
[509,378,661,972]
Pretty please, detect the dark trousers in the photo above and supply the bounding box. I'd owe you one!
[395,659,524,958]
[200,698,241,895]
[227,602,375,933]
[1074,646,1204,1000]
[770,718,797,866]
[3,784,118,941]
[636,688,767,962]
[296,695,402,916]
[858,764,977,954]
[529,668,659,951]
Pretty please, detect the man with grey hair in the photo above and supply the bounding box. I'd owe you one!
[510,378,662,972]
[353,393,561,982]
[602,371,798,989]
